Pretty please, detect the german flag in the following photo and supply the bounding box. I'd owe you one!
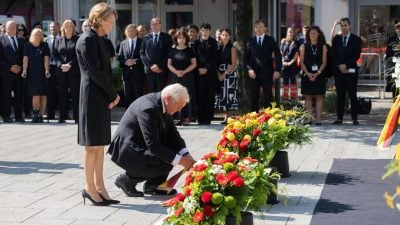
[157,169,186,194]
[377,97,400,150]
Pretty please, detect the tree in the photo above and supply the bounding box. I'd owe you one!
[236,0,253,112]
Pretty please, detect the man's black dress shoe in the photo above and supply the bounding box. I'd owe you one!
[144,188,177,195]
[332,120,343,125]
[114,174,144,197]
[353,120,360,125]
[15,118,25,123]
[3,117,13,123]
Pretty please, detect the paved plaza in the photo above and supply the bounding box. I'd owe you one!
[0,99,397,225]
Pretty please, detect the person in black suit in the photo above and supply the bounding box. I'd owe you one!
[140,17,172,93]
[0,20,25,123]
[44,21,60,120]
[331,18,362,125]
[108,83,196,197]
[385,21,400,99]
[118,24,145,107]
[54,19,80,123]
[244,20,282,112]
[195,23,218,125]
[76,3,120,206]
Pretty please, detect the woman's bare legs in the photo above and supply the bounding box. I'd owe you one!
[83,146,103,202]
[315,95,323,123]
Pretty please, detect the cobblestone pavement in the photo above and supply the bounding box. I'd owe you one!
[0,99,396,225]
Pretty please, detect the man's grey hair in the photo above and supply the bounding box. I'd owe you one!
[161,83,189,103]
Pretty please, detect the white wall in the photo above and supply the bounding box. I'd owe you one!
[316,0,349,45]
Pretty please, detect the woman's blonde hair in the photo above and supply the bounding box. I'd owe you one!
[60,19,76,37]
[88,2,118,30]
[29,28,44,43]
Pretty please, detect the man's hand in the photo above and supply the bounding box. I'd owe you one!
[273,71,280,81]
[21,71,27,78]
[248,70,256,79]
[179,155,196,170]
[150,64,162,73]
[10,65,21,75]
[338,64,347,74]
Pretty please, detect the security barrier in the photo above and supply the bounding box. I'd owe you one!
[357,52,383,98]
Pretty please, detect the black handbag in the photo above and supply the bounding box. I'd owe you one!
[357,97,372,114]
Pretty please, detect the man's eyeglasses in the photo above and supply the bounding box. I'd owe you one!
[18,29,24,31]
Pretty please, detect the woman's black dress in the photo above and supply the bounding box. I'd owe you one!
[301,43,326,95]
[24,42,50,97]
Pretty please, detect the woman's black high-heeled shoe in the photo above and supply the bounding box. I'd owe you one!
[98,192,120,204]
[82,189,110,206]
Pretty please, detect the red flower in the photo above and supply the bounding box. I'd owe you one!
[227,171,239,181]
[219,138,228,147]
[239,139,250,151]
[243,157,258,163]
[193,211,204,222]
[174,206,184,216]
[185,176,193,185]
[201,191,212,203]
[203,205,214,217]
[176,193,185,201]
[232,177,244,187]
[252,128,262,136]
[216,173,224,181]
[195,164,208,172]
[201,152,214,160]
[185,188,191,196]
[195,174,204,181]
[258,114,271,123]
[163,216,169,221]
[230,140,239,148]
[218,176,230,186]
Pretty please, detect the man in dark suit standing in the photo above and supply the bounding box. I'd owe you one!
[385,21,400,99]
[331,18,362,125]
[118,24,145,107]
[195,23,218,125]
[108,83,196,197]
[44,21,60,120]
[244,20,282,112]
[140,17,172,93]
[0,20,26,122]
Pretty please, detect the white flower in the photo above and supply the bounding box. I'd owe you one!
[183,196,198,214]
[210,164,225,175]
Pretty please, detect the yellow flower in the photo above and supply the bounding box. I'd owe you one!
[395,144,400,160]
[243,134,252,141]
[226,132,235,141]
[268,117,276,126]
[274,113,283,119]
[227,117,235,124]
[233,121,244,129]
[396,186,400,195]
[277,119,287,127]
[384,191,395,208]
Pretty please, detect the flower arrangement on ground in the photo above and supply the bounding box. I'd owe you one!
[217,106,311,165]
[162,151,279,225]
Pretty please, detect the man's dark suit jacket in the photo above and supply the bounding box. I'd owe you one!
[118,38,144,81]
[140,32,172,74]
[107,92,186,177]
[331,33,362,73]
[244,35,282,76]
[197,37,218,70]
[44,35,61,65]
[0,35,25,77]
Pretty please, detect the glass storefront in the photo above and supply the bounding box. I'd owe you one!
[280,0,314,39]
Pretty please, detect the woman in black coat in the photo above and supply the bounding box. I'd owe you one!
[55,19,80,123]
[76,3,120,206]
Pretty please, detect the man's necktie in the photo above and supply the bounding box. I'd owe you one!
[130,40,134,57]
[154,33,158,45]
[11,37,18,52]
[342,35,347,47]
[258,37,262,46]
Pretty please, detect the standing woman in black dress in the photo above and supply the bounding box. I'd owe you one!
[76,3,120,206]
[300,26,327,125]
[55,19,80,123]
[215,29,238,124]
[21,28,50,123]
[167,29,197,125]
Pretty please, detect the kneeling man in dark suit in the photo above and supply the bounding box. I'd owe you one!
[108,83,196,197]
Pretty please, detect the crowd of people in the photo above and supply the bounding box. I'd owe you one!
[1,7,400,128]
